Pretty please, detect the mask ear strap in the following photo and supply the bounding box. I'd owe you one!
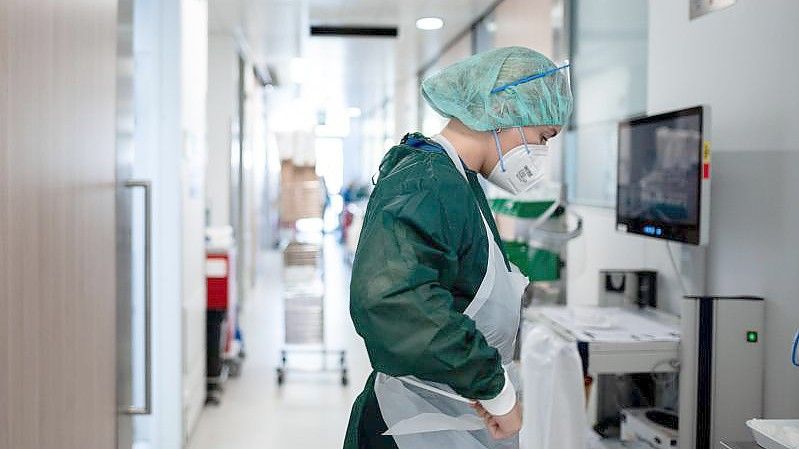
[517,127,530,154]
[492,130,506,172]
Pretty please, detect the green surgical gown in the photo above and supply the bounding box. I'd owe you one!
[344,133,510,449]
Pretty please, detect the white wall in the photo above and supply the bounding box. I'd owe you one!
[132,1,184,448]
[206,34,238,228]
[492,0,552,55]
[566,205,702,312]
[567,1,799,419]
[420,34,472,136]
[342,118,364,185]
[179,0,209,439]
[129,0,208,447]
[206,34,270,283]
[241,65,267,287]
[393,69,419,144]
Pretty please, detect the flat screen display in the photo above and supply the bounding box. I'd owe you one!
[616,107,704,244]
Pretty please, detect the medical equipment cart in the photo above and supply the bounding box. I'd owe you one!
[525,306,681,449]
[205,227,244,406]
[276,240,348,386]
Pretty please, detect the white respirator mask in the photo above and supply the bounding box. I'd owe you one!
[486,127,549,195]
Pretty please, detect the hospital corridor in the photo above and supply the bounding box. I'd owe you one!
[186,239,372,449]
[2,1,799,449]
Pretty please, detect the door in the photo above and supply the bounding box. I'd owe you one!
[0,1,119,449]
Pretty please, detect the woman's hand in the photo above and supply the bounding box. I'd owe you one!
[472,400,522,440]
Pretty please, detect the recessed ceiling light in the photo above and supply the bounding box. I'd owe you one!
[416,17,444,31]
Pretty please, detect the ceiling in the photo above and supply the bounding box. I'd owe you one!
[209,0,497,121]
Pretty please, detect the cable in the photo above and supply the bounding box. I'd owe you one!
[792,330,799,368]
[666,241,690,297]
[529,200,561,233]
[651,358,680,373]
[650,359,680,387]
[525,201,564,269]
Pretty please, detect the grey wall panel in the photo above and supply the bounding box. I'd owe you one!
[707,150,799,418]
[566,0,799,419]
[647,1,799,418]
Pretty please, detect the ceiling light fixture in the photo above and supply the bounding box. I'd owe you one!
[416,17,444,31]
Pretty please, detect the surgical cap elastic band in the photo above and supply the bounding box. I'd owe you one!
[491,64,571,94]
[517,127,530,154]
[492,130,506,172]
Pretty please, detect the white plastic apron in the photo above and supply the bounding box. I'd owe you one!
[519,324,587,449]
[374,135,529,449]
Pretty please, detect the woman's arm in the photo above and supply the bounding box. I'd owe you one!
[350,184,508,403]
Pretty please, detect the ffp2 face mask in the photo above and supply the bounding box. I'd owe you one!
[486,129,549,195]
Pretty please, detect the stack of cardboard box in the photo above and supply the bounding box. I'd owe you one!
[279,160,324,225]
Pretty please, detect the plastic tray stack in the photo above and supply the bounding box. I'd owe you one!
[283,242,324,345]
[277,240,348,386]
[283,241,323,266]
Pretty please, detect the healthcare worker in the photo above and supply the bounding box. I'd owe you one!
[344,46,573,449]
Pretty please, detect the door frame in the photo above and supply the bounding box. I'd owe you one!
[115,0,139,446]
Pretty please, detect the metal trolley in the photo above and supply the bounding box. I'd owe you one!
[276,241,348,386]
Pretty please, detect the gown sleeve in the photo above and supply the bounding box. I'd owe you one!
[349,176,506,401]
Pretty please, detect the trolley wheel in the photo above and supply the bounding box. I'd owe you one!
[205,393,221,406]
[276,368,285,386]
[228,360,242,378]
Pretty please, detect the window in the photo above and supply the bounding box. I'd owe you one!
[563,0,648,207]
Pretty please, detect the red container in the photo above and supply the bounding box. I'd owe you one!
[206,252,231,311]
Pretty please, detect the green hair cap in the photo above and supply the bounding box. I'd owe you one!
[421,46,573,132]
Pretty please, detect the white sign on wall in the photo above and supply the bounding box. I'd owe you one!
[690,0,736,20]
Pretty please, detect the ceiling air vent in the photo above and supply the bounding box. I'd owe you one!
[310,26,398,38]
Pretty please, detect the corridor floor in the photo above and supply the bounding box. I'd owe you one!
[187,238,371,449]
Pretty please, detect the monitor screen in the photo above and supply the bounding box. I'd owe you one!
[616,106,704,244]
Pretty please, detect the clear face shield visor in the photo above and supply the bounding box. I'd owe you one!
[485,61,570,195]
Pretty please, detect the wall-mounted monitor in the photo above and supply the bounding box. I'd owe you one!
[616,106,710,245]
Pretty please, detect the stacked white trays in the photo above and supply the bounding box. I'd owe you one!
[277,241,348,386]
[283,242,324,345]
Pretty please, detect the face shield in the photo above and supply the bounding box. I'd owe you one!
[485,62,570,196]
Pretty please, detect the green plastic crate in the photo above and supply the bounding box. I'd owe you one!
[502,240,560,281]
[490,198,564,219]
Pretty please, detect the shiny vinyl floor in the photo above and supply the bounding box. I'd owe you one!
[187,238,372,449]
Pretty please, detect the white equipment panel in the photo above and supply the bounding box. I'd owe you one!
[526,306,680,374]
